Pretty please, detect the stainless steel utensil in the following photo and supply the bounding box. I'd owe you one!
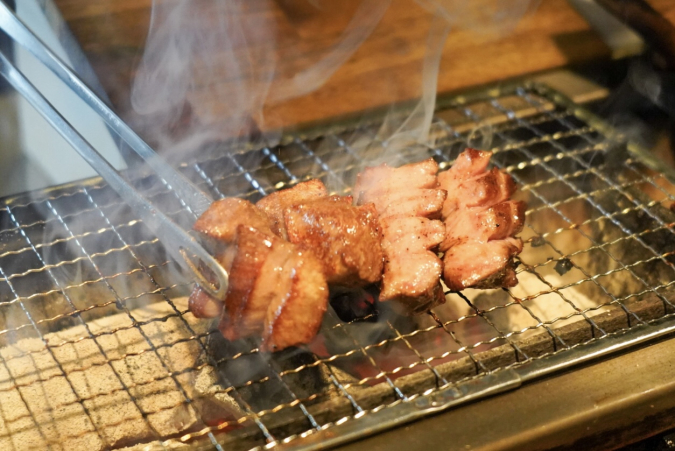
[0,2,229,299]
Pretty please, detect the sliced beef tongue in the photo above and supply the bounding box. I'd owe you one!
[441,200,526,249]
[354,158,447,313]
[218,226,328,351]
[439,149,525,291]
[187,150,525,350]
[355,158,445,219]
[188,181,332,351]
[442,238,523,290]
[218,226,277,341]
[379,216,446,313]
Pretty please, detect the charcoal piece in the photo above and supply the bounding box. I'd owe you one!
[330,286,379,323]
[554,258,573,275]
[204,331,333,413]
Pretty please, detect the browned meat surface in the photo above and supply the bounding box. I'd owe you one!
[441,200,526,250]
[380,216,445,250]
[262,246,328,351]
[355,158,447,311]
[379,217,445,312]
[215,244,238,274]
[190,181,331,351]
[218,226,275,340]
[255,179,328,238]
[443,238,523,290]
[284,196,383,286]
[193,197,272,243]
[439,149,525,291]
[369,189,446,219]
[439,167,516,218]
[212,225,328,350]
[380,252,444,312]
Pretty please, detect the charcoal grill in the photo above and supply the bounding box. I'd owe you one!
[1,81,675,450]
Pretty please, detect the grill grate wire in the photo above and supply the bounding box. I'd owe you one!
[0,83,674,450]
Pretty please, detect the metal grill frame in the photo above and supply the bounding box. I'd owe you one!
[0,81,675,451]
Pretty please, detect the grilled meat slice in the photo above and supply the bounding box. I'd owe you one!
[441,200,526,250]
[255,179,328,238]
[214,225,328,351]
[284,196,383,286]
[440,167,516,218]
[355,159,447,311]
[380,216,445,251]
[369,189,447,219]
[262,246,328,351]
[354,158,440,199]
[190,198,264,316]
[445,147,491,178]
[218,226,275,341]
[439,149,525,291]
[461,168,516,208]
[193,198,272,243]
[379,217,445,312]
[354,159,446,218]
[380,254,445,313]
[442,238,523,291]
[190,180,332,350]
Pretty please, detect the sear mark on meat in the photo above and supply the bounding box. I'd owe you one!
[216,225,328,351]
[262,245,328,352]
[255,179,328,239]
[284,196,383,286]
[355,158,447,313]
[439,149,525,290]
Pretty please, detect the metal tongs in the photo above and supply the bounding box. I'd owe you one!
[0,3,229,298]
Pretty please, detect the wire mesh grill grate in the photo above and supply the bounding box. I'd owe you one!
[0,83,675,450]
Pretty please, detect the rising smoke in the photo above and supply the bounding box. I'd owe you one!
[130,0,537,160]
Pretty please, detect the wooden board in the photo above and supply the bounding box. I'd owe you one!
[52,0,675,140]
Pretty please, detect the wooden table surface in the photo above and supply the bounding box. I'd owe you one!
[52,0,675,143]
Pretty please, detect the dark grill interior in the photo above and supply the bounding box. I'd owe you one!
[0,83,675,450]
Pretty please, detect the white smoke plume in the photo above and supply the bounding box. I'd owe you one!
[130,0,538,160]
